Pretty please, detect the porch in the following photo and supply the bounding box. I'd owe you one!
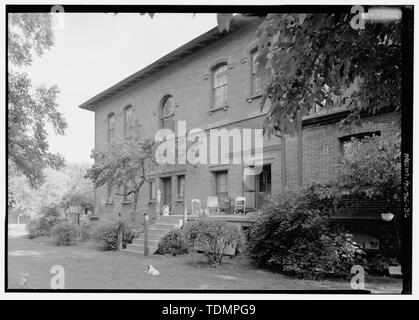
[170,212,259,228]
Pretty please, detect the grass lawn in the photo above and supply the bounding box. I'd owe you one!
[7,234,402,293]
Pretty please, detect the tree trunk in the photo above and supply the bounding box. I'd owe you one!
[130,181,145,223]
[131,190,139,223]
[117,224,123,251]
[144,213,150,256]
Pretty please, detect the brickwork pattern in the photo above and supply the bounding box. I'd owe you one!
[88,22,401,254]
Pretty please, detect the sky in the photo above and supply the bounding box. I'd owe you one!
[25,13,217,164]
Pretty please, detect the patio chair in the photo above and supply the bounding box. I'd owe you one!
[218,193,230,214]
[234,196,246,215]
[207,196,220,215]
[191,199,202,216]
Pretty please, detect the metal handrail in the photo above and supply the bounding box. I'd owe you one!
[158,194,184,213]
[148,191,185,223]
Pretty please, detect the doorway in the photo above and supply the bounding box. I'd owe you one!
[256,164,272,209]
[161,177,172,210]
[243,164,272,210]
[214,170,229,212]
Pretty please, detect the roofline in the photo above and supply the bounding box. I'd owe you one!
[78,15,260,111]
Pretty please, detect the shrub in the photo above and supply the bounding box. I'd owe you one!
[123,222,137,244]
[92,221,135,251]
[51,221,78,246]
[156,229,190,256]
[26,205,65,239]
[39,205,64,236]
[361,253,400,275]
[334,134,401,203]
[247,187,365,279]
[184,219,244,265]
[80,221,92,241]
[27,217,45,239]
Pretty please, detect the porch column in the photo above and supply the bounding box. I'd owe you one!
[297,128,303,187]
[281,134,287,191]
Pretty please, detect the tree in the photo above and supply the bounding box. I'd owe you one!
[60,163,95,215]
[8,13,67,188]
[8,163,93,221]
[61,190,94,215]
[8,167,42,220]
[86,132,156,222]
[123,12,401,134]
[217,13,402,136]
[333,133,401,207]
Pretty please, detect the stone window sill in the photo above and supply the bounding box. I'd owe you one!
[208,105,229,115]
[105,201,114,206]
[122,201,132,206]
[302,107,349,126]
[148,200,156,205]
[246,93,263,102]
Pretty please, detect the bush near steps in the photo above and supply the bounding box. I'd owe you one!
[92,221,136,251]
[156,219,244,265]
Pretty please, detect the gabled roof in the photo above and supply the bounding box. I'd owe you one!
[78,15,260,111]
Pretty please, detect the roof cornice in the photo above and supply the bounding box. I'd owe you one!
[78,15,260,111]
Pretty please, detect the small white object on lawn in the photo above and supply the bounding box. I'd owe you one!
[145,265,160,276]
[19,273,29,286]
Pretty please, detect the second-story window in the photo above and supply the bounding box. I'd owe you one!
[251,49,272,96]
[107,113,115,142]
[123,183,132,202]
[161,95,175,131]
[124,105,133,138]
[107,184,114,203]
[177,175,185,200]
[212,63,228,108]
[149,179,156,201]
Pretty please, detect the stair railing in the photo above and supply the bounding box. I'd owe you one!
[150,190,186,223]
[143,189,187,256]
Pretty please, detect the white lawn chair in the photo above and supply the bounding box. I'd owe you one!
[234,196,246,215]
[207,196,220,215]
[162,205,170,216]
[191,199,202,216]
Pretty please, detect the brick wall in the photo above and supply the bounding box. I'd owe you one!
[92,20,279,219]
[89,19,401,256]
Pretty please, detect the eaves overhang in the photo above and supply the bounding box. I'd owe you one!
[78,15,260,111]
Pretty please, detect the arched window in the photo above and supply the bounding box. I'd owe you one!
[160,95,175,131]
[212,63,228,108]
[124,105,134,138]
[107,113,115,142]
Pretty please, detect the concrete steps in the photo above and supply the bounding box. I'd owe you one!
[123,215,183,256]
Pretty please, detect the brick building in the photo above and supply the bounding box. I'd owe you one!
[79,16,400,252]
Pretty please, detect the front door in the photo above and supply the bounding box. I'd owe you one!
[215,171,228,212]
[162,177,172,210]
[243,168,256,209]
[256,164,272,209]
